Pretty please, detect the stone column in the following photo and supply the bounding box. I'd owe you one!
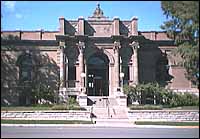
[84,59,87,88]
[113,41,121,88]
[59,17,65,35]
[109,64,112,96]
[77,40,87,106]
[78,17,85,35]
[131,42,139,85]
[65,55,68,88]
[59,45,65,87]
[129,57,134,85]
[120,56,122,73]
[113,17,120,35]
[131,17,138,36]
[78,41,85,88]
[58,42,68,103]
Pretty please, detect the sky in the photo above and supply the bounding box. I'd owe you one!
[1,1,167,31]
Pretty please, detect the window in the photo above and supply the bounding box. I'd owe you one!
[18,53,33,82]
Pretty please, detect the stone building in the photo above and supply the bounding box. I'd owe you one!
[1,4,198,106]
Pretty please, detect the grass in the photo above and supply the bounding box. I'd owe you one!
[163,106,199,110]
[135,121,199,126]
[128,105,163,110]
[2,105,198,111]
[1,119,93,124]
[1,106,52,111]
[128,105,199,110]
[1,105,86,111]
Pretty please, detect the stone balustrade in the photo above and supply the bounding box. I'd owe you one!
[128,110,199,121]
[1,110,91,120]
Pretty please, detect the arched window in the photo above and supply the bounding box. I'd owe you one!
[17,53,33,82]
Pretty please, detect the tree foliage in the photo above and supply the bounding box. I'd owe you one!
[124,83,199,107]
[1,36,59,106]
[161,1,199,86]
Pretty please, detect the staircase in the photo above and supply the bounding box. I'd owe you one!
[88,96,128,119]
[92,107,128,119]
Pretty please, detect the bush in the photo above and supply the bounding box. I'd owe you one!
[129,105,163,110]
[168,93,199,107]
[124,82,199,107]
[66,97,78,106]
[31,103,53,107]
[67,105,86,111]
[51,104,67,110]
[51,104,86,111]
[124,82,168,105]
[51,97,86,111]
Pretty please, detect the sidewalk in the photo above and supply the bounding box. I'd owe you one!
[1,118,199,128]
[1,123,199,128]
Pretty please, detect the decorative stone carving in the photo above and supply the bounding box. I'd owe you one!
[78,41,85,52]
[130,41,139,50]
[88,3,108,20]
[113,41,121,53]
[93,3,104,18]
[72,24,78,33]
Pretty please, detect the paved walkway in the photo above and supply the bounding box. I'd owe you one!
[2,123,199,128]
[2,124,199,128]
[2,118,199,128]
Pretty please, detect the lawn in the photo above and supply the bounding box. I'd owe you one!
[128,105,199,110]
[1,119,93,124]
[135,121,199,126]
[1,106,52,111]
[1,105,87,111]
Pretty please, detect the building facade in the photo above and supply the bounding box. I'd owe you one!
[1,4,198,106]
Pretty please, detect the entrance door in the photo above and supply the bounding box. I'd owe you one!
[87,53,109,96]
[94,76,103,96]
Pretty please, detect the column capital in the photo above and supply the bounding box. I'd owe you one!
[77,41,85,52]
[59,40,66,47]
[130,41,140,50]
[59,45,64,50]
[113,41,121,52]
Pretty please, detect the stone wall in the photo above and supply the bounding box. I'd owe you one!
[170,66,191,89]
[128,110,199,121]
[1,31,58,40]
[1,111,91,120]
[2,110,198,121]
[139,31,172,41]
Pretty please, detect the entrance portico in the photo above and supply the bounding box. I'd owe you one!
[56,35,140,106]
[56,4,140,107]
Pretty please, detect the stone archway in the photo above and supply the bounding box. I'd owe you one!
[87,52,109,96]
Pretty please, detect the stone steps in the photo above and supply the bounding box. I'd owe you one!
[92,107,128,119]
[87,96,128,119]
[88,97,119,108]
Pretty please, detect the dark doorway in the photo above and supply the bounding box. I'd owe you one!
[87,53,109,96]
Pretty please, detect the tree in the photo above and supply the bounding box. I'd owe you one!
[1,35,59,106]
[161,1,199,86]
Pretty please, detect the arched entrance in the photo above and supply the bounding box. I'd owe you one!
[87,53,109,96]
